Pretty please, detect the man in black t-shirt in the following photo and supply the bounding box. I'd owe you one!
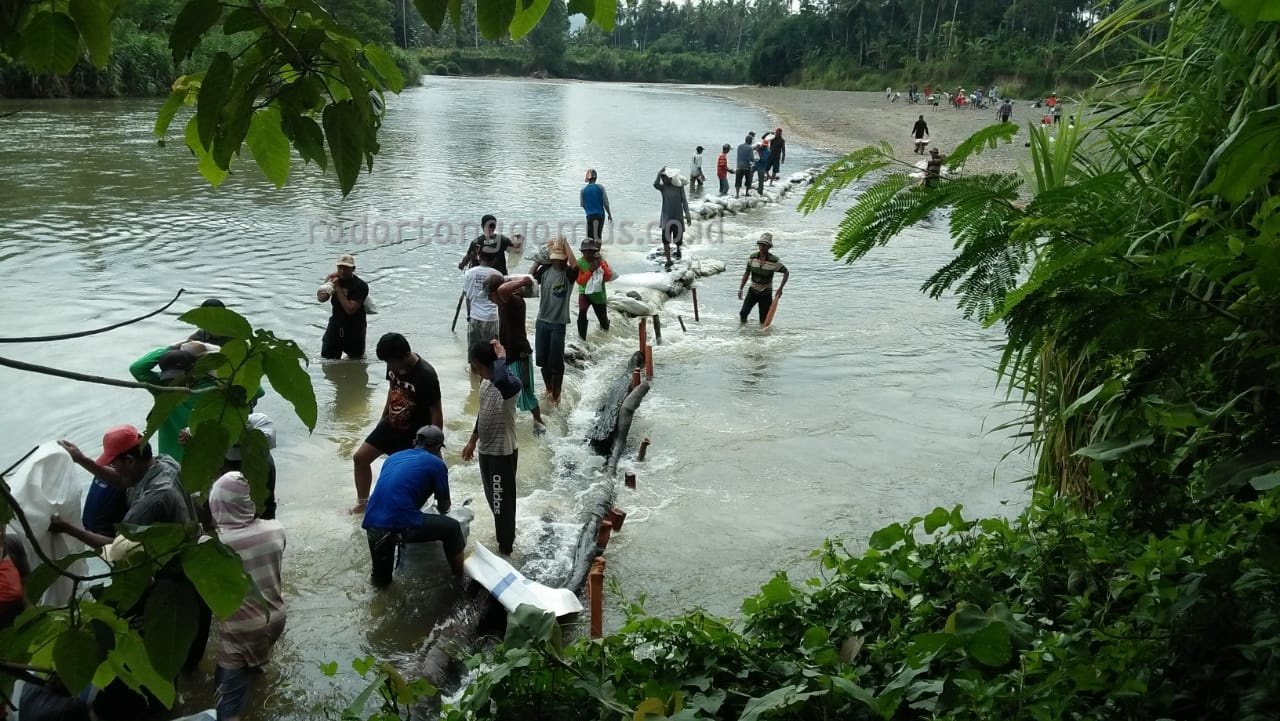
[351,332,444,515]
[457,214,523,276]
[317,253,370,359]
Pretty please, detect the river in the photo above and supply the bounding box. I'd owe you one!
[0,78,1029,718]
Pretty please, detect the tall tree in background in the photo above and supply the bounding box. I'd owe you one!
[527,0,570,73]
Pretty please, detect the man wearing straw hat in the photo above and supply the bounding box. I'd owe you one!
[737,233,789,325]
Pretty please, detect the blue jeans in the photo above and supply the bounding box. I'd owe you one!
[215,665,259,719]
[719,176,729,194]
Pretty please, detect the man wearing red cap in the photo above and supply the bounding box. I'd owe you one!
[767,128,786,183]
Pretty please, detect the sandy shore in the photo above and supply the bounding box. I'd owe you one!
[705,87,1028,176]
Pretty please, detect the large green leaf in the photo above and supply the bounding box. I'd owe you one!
[142,580,199,679]
[184,113,229,186]
[965,621,1012,666]
[106,630,174,707]
[504,604,560,651]
[1073,435,1154,461]
[53,628,104,697]
[1198,105,1280,203]
[509,0,550,40]
[246,106,291,188]
[68,0,115,68]
[737,684,825,721]
[181,419,232,498]
[154,89,188,139]
[1220,0,1280,26]
[182,539,251,619]
[322,99,364,197]
[21,11,81,74]
[414,0,449,31]
[363,44,405,94]
[239,427,272,510]
[170,0,223,62]
[262,351,317,431]
[476,0,517,39]
[180,306,254,342]
[196,51,234,152]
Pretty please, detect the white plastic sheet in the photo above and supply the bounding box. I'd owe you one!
[4,442,88,605]
[463,543,583,617]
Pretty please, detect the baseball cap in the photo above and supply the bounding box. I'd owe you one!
[757,232,774,248]
[580,239,601,252]
[97,425,142,465]
[416,425,446,448]
[158,349,197,381]
[336,253,356,268]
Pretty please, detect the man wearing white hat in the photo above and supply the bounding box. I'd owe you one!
[317,252,369,359]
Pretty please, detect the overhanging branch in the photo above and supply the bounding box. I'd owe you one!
[0,288,187,343]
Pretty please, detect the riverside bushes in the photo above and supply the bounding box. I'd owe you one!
[414,47,747,84]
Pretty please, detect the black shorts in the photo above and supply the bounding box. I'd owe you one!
[735,168,751,189]
[364,418,414,456]
[768,155,781,174]
[321,317,366,359]
[366,514,465,587]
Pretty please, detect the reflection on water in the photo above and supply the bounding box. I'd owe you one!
[0,79,1030,719]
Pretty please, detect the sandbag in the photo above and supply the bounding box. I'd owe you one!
[5,443,88,605]
[464,543,583,617]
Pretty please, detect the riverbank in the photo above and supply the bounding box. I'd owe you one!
[705,87,1036,176]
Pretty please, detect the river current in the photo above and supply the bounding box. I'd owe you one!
[0,78,1029,718]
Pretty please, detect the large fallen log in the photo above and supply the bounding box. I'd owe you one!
[585,350,644,456]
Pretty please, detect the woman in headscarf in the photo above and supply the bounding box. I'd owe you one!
[209,471,287,721]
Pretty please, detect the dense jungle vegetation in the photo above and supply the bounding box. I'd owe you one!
[0,0,1103,98]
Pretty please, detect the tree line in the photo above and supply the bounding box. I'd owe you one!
[0,0,1141,98]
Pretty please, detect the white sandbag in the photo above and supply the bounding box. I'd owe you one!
[464,543,583,617]
[608,294,658,317]
[172,711,216,721]
[690,258,727,277]
[5,442,88,605]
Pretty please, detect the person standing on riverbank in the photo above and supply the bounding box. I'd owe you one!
[580,169,612,242]
[317,253,369,360]
[654,167,692,266]
[999,98,1013,123]
[735,134,754,198]
[575,239,616,340]
[209,470,286,721]
[737,233,789,325]
[351,333,443,515]
[462,255,501,351]
[767,128,786,182]
[362,426,464,586]
[716,144,730,195]
[529,238,574,404]
[461,340,522,556]
[493,274,544,428]
[911,115,930,155]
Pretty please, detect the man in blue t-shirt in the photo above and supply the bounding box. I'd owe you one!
[361,425,463,587]
[579,169,613,242]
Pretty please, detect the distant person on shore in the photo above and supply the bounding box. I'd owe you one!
[458,214,522,276]
[493,273,545,428]
[767,128,785,182]
[351,333,443,515]
[716,143,731,194]
[1052,103,1062,124]
[575,239,616,340]
[886,86,893,100]
[999,98,1013,123]
[737,233,789,325]
[462,340,522,556]
[753,141,770,195]
[317,253,369,360]
[735,134,754,198]
[580,169,612,242]
[924,147,947,187]
[462,254,501,350]
[911,115,930,154]
[689,146,706,190]
[209,470,287,721]
[654,167,692,266]
[362,425,464,586]
[528,238,574,404]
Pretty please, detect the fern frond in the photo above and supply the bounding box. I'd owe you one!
[798,143,896,215]
[944,122,1019,172]
[831,174,952,264]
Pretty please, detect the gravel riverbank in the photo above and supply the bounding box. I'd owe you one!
[704,87,1035,176]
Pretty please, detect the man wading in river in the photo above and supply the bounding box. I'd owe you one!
[461,340,522,556]
[738,233,790,325]
[528,237,575,404]
[493,273,545,428]
[351,333,443,515]
[316,253,369,359]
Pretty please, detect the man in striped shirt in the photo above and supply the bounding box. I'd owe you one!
[461,340,523,555]
[210,471,287,721]
[737,232,790,324]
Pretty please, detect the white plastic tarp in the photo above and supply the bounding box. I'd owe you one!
[463,543,583,617]
[4,442,88,605]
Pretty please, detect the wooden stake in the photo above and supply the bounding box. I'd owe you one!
[652,316,662,345]
[644,344,654,379]
[678,315,687,332]
[589,558,605,639]
[638,317,647,354]
[691,287,700,322]
[637,437,650,461]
